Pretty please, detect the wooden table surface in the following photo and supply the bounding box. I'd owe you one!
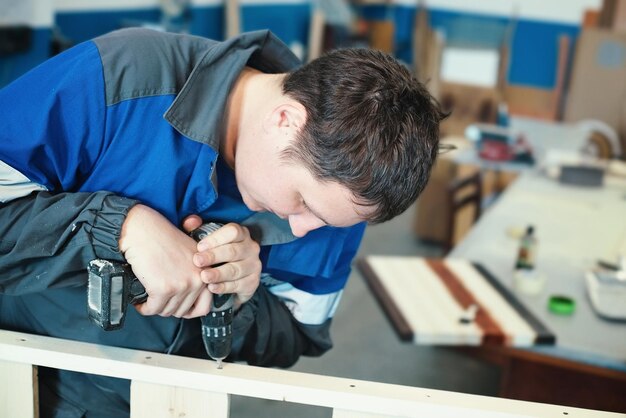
[449,169,626,371]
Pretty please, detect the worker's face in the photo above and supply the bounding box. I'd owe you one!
[238,159,369,237]
[234,105,372,237]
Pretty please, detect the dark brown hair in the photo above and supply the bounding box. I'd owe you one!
[281,48,446,224]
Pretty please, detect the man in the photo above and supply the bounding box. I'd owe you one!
[0,28,444,417]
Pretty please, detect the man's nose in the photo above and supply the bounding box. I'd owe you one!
[288,213,326,237]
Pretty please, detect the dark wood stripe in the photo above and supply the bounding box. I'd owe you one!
[472,263,556,345]
[356,258,414,342]
[426,259,506,345]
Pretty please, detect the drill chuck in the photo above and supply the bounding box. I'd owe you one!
[201,293,234,363]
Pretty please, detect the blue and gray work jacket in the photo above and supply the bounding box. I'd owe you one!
[0,28,365,417]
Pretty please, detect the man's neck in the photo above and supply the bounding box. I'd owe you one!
[221,67,284,169]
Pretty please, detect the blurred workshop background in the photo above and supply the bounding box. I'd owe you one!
[2,0,625,417]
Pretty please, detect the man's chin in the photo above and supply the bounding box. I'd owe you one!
[250,204,270,214]
[241,195,262,212]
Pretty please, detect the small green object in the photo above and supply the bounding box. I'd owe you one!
[548,295,575,315]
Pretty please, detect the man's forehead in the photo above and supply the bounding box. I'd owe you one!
[307,182,373,227]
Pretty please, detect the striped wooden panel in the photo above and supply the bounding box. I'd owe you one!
[357,257,555,347]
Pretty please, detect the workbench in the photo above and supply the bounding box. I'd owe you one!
[359,120,626,412]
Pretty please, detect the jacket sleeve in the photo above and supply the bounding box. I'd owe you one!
[0,191,139,294]
[229,223,366,368]
[229,281,334,367]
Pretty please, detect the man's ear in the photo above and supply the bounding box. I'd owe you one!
[265,102,307,135]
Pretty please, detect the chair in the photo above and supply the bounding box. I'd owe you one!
[443,171,482,254]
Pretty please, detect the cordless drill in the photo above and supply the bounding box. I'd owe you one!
[87,222,234,368]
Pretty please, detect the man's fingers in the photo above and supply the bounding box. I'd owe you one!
[207,283,227,295]
[160,297,184,317]
[182,289,213,318]
[135,286,206,318]
[199,259,261,285]
[182,214,203,233]
[172,292,204,318]
[208,273,260,299]
[197,223,250,251]
[194,241,260,268]
[135,296,168,316]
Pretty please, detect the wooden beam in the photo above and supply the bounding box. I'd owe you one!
[0,330,620,418]
[307,8,325,62]
[224,0,240,39]
[550,35,571,120]
[333,410,397,418]
[131,381,229,418]
[0,360,38,418]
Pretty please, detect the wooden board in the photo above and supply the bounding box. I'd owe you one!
[307,8,325,62]
[0,330,619,418]
[0,360,38,418]
[131,381,229,418]
[564,29,626,142]
[357,257,555,346]
[224,0,240,39]
[369,21,394,53]
[439,82,500,136]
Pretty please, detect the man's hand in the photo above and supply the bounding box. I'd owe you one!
[119,205,213,318]
[182,215,261,310]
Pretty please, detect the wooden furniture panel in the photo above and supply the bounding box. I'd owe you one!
[1,329,618,418]
[357,257,555,346]
[461,346,626,413]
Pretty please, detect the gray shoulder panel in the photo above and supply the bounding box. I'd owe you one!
[94,28,216,106]
[163,30,300,145]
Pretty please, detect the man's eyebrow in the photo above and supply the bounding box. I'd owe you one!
[304,201,331,226]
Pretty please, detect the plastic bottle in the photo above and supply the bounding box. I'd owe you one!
[513,226,545,294]
[515,226,537,270]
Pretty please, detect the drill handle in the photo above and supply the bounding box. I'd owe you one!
[87,222,226,331]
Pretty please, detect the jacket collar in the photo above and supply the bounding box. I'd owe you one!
[166,31,302,246]
[164,30,301,149]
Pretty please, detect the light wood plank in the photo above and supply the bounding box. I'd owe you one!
[370,256,442,339]
[224,0,240,39]
[131,381,229,418]
[445,259,536,346]
[307,8,324,62]
[0,330,618,418]
[0,360,38,418]
[333,409,399,418]
[412,258,483,344]
[368,256,483,345]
